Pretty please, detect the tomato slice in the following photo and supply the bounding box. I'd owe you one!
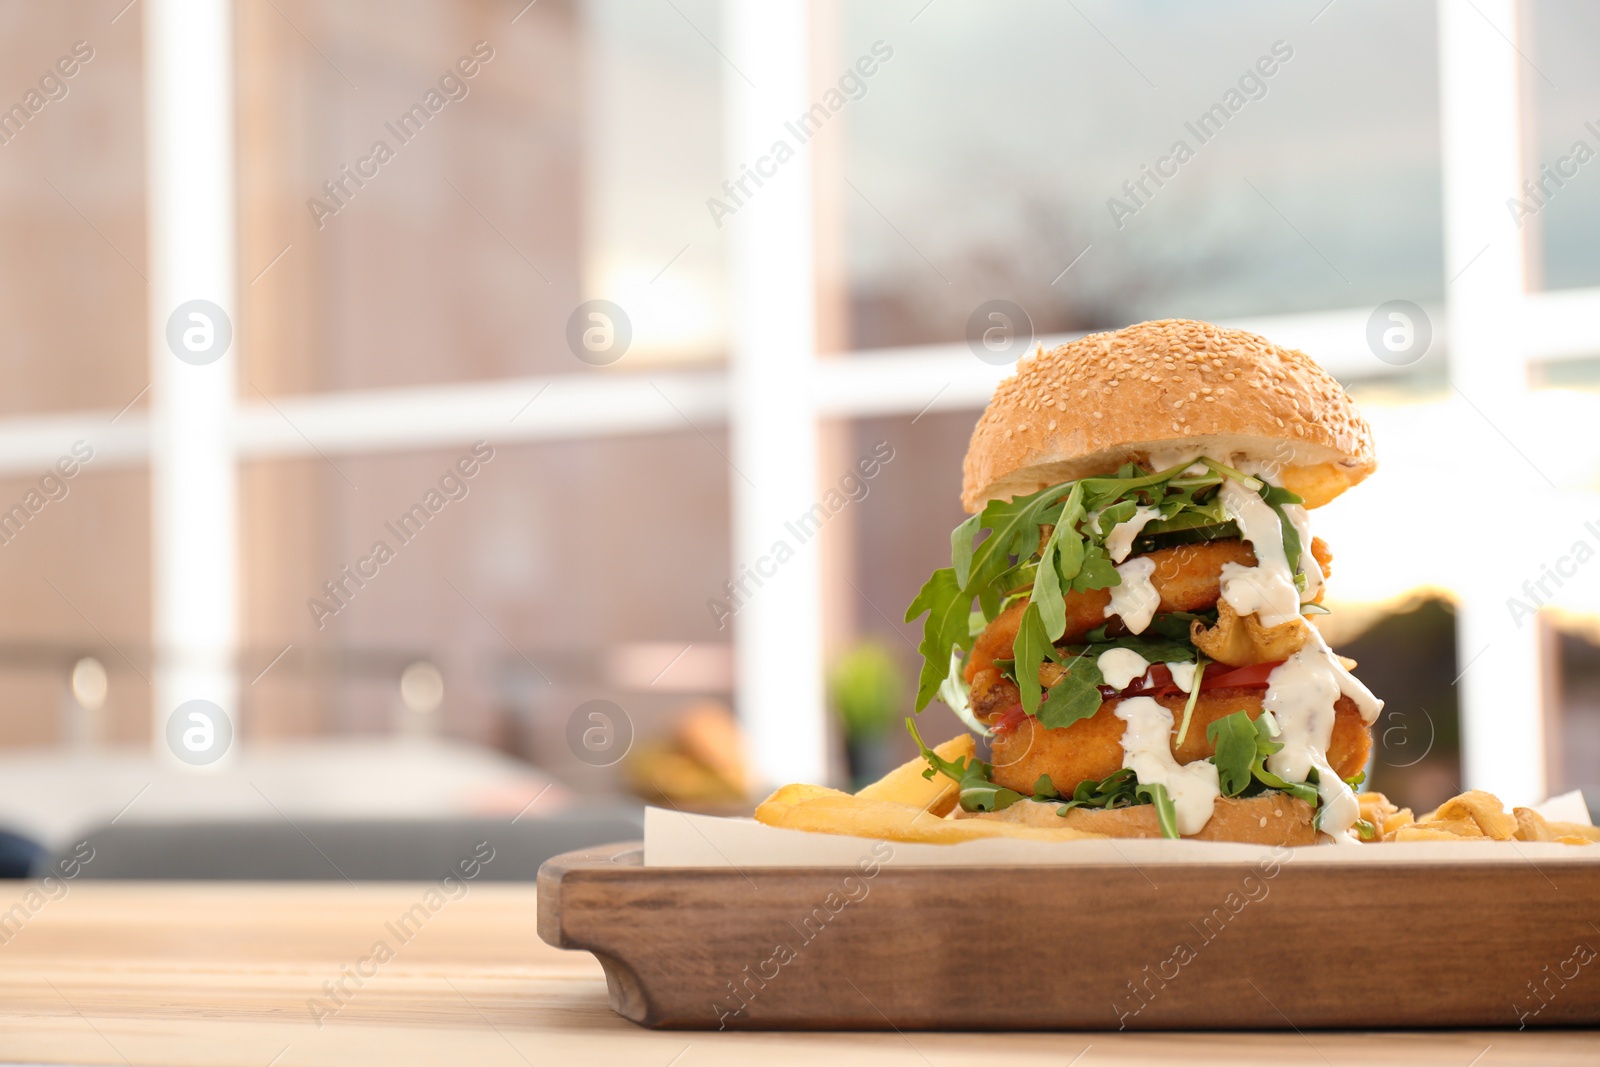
[1115,659,1284,700]
[994,659,1286,732]
[1202,661,1282,690]
[992,704,1026,735]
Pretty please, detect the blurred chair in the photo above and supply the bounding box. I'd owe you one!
[40,808,641,881]
[0,828,45,879]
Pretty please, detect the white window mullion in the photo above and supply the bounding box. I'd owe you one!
[1437,0,1546,804]
[723,0,828,788]
[145,0,240,756]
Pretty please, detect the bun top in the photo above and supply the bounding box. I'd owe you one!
[961,319,1376,512]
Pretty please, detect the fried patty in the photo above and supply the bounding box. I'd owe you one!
[964,540,1259,683]
[987,688,1371,796]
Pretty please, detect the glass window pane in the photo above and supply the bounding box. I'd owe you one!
[1527,0,1600,292]
[240,432,731,786]
[836,1,1442,350]
[238,0,727,396]
[0,11,146,415]
[0,465,149,746]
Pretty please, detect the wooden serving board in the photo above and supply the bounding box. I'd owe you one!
[538,842,1600,1031]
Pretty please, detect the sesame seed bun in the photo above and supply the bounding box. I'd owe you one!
[961,319,1376,513]
[957,792,1319,845]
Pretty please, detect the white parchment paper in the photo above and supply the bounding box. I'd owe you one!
[643,790,1597,868]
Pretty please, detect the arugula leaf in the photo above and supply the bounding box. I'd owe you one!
[1032,527,1068,643]
[959,775,1028,813]
[1205,710,1320,807]
[1011,601,1056,715]
[1200,457,1262,489]
[1097,498,1137,531]
[1055,767,1140,814]
[1260,484,1305,578]
[1081,612,1205,646]
[1032,774,1059,801]
[1136,782,1180,839]
[1036,653,1104,729]
[906,718,1024,812]
[1071,634,1198,664]
[1068,542,1121,593]
[1049,769,1177,837]
[905,568,970,710]
[1256,766,1320,807]
[906,483,1074,710]
[908,717,967,782]
[967,489,1073,597]
[1206,707,1258,796]
[950,512,983,589]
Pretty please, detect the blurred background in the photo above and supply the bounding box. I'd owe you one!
[0,0,1595,880]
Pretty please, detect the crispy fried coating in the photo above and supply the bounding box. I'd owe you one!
[1310,535,1332,583]
[987,689,1371,796]
[964,539,1256,681]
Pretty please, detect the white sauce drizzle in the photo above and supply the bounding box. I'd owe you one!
[1104,505,1161,563]
[1282,501,1323,601]
[1306,625,1384,723]
[1097,648,1151,690]
[1217,479,1303,628]
[1168,661,1198,694]
[1108,458,1381,842]
[1144,447,1202,473]
[1115,696,1221,836]
[1104,555,1159,634]
[1262,650,1360,842]
[1262,629,1385,842]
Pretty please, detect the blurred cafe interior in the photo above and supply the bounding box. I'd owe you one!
[0,0,1597,881]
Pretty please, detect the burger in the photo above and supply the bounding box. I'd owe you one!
[904,319,1385,845]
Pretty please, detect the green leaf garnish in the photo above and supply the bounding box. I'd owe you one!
[1206,710,1320,806]
[1136,781,1180,839]
[1036,652,1105,729]
[1173,657,1207,747]
[907,718,1024,812]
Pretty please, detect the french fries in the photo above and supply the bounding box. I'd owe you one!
[1359,789,1596,846]
[754,732,1598,847]
[755,732,1101,843]
[756,790,1102,843]
[853,733,974,817]
[1512,806,1600,846]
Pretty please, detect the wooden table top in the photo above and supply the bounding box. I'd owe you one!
[0,881,1593,1066]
